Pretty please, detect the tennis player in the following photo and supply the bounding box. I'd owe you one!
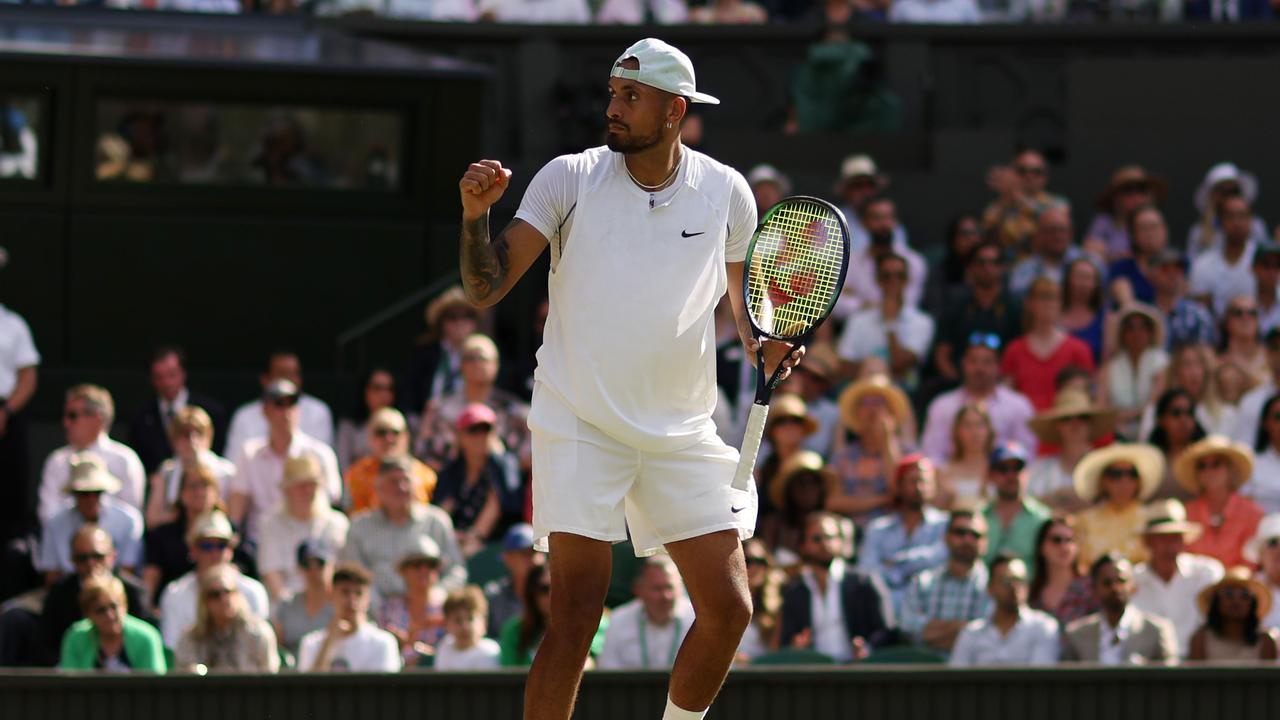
[458,38,802,720]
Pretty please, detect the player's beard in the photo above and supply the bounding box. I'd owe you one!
[606,123,663,154]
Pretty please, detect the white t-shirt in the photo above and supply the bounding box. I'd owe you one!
[836,305,935,364]
[433,635,501,671]
[159,570,270,649]
[297,622,402,672]
[0,304,39,398]
[255,508,350,599]
[516,146,756,453]
[1188,240,1258,316]
[1132,553,1224,656]
[225,395,335,460]
[597,597,696,669]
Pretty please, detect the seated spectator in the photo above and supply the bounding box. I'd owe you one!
[257,456,350,604]
[1146,388,1208,501]
[983,442,1050,571]
[596,0,689,23]
[227,379,341,546]
[1139,344,1229,441]
[336,367,400,472]
[298,563,401,672]
[857,455,947,613]
[950,554,1058,666]
[1188,567,1278,662]
[128,346,227,475]
[936,403,992,509]
[1232,328,1280,446]
[434,404,523,555]
[839,196,927,319]
[174,563,279,673]
[1220,296,1268,385]
[922,335,1037,466]
[1189,194,1260,317]
[930,241,1024,384]
[343,456,465,598]
[745,164,790,216]
[225,350,334,459]
[599,557,695,670]
[925,214,981,316]
[1027,390,1117,512]
[837,253,935,391]
[981,149,1065,256]
[41,526,154,666]
[39,384,145,524]
[1175,436,1264,568]
[831,154,900,258]
[1150,248,1218,349]
[435,586,501,671]
[1101,304,1170,440]
[483,524,541,637]
[781,511,894,662]
[377,535,447,665]
[1084,166,1166,262]
[1061,257,1108,363]
[737,538,782,663]
[416,334,531,471]
[1008,205,1083,299]
[144,407,234,527]
[405,285,479,418]
[1245,514,1280,630]
[1061,554,1177,665]
[159,511,269,650]
[59,574,165,673]
[1028,516,1098,626]
[498,563,605,667]
[37,456,143,584]
[889,0,981,22]
[273,538,336,658]
[900,509,992,654]
[344,407,436,514]
[1251,244,1280,336]
[761,451,837,566]
[1000,276,1095,412]
[1187,162,1268,256]
[1246,396,1280,514]
[1132,499,1225,655]
[775,353,840,458]
[829,375,913,526]
[1072,443,1165,566]
[755,393,818,524]
[1108,204,1168,307]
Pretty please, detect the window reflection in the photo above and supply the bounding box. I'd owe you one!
[94,100,402,191]
[0,96,41,180]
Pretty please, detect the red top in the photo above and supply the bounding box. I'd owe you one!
[1000,334,1095,411]
[1185,493,1265,569]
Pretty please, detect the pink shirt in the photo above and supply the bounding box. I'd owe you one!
[1185,493,1265,568]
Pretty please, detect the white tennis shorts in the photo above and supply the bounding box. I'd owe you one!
[528,382,758,557]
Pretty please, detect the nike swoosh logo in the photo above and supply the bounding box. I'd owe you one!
[682,230,705,238]
[731,506,745,514]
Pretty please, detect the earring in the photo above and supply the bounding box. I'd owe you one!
[666,122,673,129]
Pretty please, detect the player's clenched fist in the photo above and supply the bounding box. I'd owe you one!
[459,159,513,220]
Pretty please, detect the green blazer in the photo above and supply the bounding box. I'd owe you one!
[59,615,167,672]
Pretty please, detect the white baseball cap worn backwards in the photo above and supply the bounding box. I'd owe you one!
[611,38,720,106]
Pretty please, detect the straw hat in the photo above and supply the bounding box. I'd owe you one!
[1072,443,1165,503]
[1243,513,1280,565]
[1141,499,1202,542]
[838,374,910,435]
[281,455,322,488]
[769,450,837,510]
[1196,566,1272,620]
[1107,302,1167,352]
[793,346,836,386]
[64,455,122,495]
[1194,162,1259,212]
[424,285,475,329]
[186,510,236,544]
[766,393,818,437]
[1028,389,1118,446]
[834,154,888,194]
[1096,165,1168,210]
[1173,435,1254,495]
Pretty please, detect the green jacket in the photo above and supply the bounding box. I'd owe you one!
[59,615,167,672]
[498,613,608,667]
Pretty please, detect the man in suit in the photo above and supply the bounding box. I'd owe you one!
[780,511,895,662]
[1062,553,1178,665]
[128,346,226,473]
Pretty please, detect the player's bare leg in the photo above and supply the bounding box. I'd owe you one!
[663,529,752,717]
[524,532,612,720]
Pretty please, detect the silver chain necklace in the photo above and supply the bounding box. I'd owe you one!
[625,152,681,192]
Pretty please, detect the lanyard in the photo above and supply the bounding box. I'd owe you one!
[638,613,682,668]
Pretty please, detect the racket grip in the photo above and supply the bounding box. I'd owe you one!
[732,403,770,492]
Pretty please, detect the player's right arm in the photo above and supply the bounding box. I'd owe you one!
[458,159,549,307]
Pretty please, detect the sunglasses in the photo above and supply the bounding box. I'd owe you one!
[204,587,235,601]
[1014,165,1046,177]
[270,396,300,408]
[1219,586,1254,601]
[949,528,985,540]
[877,271,907,282]
[1059,414,1091,424]
[746,556,770,568]
[73,551,108,564]
[773,416,809,428]
[196,539,230,553]
[1229,307,1259,318]
[463,424,494,435]
[1163,406,1192,418]
[373,427,403,438]
[301,558,328,570]
[991,462,1024,475]
[402,558,440,570]
[1102,466,1140,480]
[63,410,88,422]
[1196,456,1228,471]
[368,382,395,392]
[968,332,1002,352]
[1046,534,1076,545]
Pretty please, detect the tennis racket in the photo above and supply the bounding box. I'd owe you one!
[731,196,850,491]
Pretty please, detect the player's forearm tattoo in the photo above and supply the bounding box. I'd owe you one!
[460,215,510,303]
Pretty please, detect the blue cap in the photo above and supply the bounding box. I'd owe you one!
[989,441,1028,468]
[296,537,335,566]
[503,523,535,552]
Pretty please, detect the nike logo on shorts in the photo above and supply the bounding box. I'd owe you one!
[731,506,745,514]
[682,230,705,238]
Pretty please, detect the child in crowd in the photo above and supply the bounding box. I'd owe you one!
[434,586,500,671]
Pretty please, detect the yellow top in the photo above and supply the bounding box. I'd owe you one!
[1076,502,1149,566]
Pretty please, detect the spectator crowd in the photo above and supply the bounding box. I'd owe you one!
[4,149,1280,675]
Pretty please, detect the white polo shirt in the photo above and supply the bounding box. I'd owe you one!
[0,304,39,399]
[1131,553,1224,656]
[515,146,756,453]
[597,597,696,670]
[229,432,342,544]
[38,435,146,524]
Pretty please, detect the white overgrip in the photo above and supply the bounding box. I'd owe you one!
[731,403,770,492]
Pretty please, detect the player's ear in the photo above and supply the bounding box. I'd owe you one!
[667,96,687,129]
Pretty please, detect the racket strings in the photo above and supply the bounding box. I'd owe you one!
[746,200,846,338]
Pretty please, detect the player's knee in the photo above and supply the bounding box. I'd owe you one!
[703,587,752,635]
[551,595,606,642]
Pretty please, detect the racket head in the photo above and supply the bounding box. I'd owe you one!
[741,195,850,341]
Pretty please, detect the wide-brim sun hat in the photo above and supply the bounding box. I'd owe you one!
[1195,162,1259,212]
[1028,389,1118,446]
[1072,443,1165,504]
[1173,435,1254,495]
[1196,565,1272,621]
[769,450,838,510]
[838,374,910,436]
[1096,165,1168,210]
[1107,302,1167,352]
[766,393,819,437]
[425,285,475,329]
